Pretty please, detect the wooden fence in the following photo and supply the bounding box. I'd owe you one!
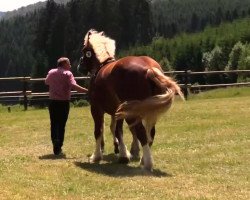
[0,70,250,110]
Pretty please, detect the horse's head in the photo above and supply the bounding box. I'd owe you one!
[77,29,116,76]
[77,30,100,75]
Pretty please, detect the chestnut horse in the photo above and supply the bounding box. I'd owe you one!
[78,29,184,170]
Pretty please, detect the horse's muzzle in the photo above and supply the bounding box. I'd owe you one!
[77,57,87,74]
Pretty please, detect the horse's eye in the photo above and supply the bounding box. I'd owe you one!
[86,51,92,58]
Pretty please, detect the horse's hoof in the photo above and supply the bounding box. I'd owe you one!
[130,150,140,161]
[118,157,130,164]
[143,165,153,172]
[89,154,102,163]
[140,157,153,171]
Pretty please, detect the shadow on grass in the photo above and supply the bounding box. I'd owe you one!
[74,153,172,177]
[38,154,67,160]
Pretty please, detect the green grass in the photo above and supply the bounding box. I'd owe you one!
[189,86,250,100]
[0,87,249,199]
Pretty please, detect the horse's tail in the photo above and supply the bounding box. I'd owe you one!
[146,67,185,101]
[115,89,174,125]
[115,67,184,126]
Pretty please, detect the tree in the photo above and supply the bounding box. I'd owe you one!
[202,46,225,83]
[225,42,245,82]
[227,41,245,70]
[34,0,58,53]
[160,57,172,71]
[225,10,233,22]
[46,5,68,67]
[232,9,239,19]
[215,7,223,25]
[238,44,250,82]
[31,52,48,92]
[190,12,200,32]
[118,0,152,48]
[133,0,153,44]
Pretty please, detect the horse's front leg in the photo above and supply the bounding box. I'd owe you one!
[89,106,104,163]
[116,119,131,164]
[110,116,119,154]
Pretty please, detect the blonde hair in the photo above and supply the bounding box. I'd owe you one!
[84,29,116,63]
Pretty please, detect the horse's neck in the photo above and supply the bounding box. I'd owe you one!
[100,57,116,67]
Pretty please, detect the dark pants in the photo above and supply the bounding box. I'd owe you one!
[49,100,70,148]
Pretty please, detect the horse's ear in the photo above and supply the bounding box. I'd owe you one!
[88,29,96,35]
[84,29,95,47]
[85,31,92,46]
[88,31,92,38]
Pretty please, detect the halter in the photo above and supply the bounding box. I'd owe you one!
[100,57,116,68]
[91,57,116,78]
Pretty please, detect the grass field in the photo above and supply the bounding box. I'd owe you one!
[0,87,249,199]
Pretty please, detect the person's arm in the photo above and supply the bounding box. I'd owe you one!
[72,83,88,93]
[67,71,88,93]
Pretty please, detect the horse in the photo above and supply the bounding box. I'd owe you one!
[77,29,184,171]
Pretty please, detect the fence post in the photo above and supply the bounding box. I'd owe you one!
[183,70,190,100]
[22,77,28,110]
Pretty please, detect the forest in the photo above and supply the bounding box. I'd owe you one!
[121,19,250,84]
[0,0,250,90]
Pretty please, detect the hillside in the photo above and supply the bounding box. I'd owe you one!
[0,0,250,92]
[0,11,5,19]
[1,0,71,20]
[152,0,250,37]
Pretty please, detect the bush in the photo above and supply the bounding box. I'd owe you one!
[72,99,89,107]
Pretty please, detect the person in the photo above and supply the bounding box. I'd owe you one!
[45,57,88,155]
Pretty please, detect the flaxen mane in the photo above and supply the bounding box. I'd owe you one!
[84,29,116,63]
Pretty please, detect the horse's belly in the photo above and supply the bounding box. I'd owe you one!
[90,90,119,115]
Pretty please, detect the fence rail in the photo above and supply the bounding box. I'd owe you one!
[1,70,250,110]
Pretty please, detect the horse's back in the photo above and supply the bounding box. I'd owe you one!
[92,56,163,114]
[109,56,162,99]
[115,56,161,70]
[101,56,161,78]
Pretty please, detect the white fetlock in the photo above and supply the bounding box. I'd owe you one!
[130,137,140,159]
[89,137,103,163]
[89,151,103,163]
[140,156,144,166]
[118,144,131,163]
[142,144,153,171]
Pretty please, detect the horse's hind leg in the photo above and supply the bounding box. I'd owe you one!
[89,106,104,163]
[126,119,140,159]
[110,116,119,154]
[130,125,155,162]
[149,126,156,147]
[140,124,156,167]
[134,121,154,171]
[142,119,156,147]
[115,119,131,163]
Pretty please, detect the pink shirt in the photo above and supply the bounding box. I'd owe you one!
[45,67,77,100]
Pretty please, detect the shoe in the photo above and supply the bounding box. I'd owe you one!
[53,145,62,155]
